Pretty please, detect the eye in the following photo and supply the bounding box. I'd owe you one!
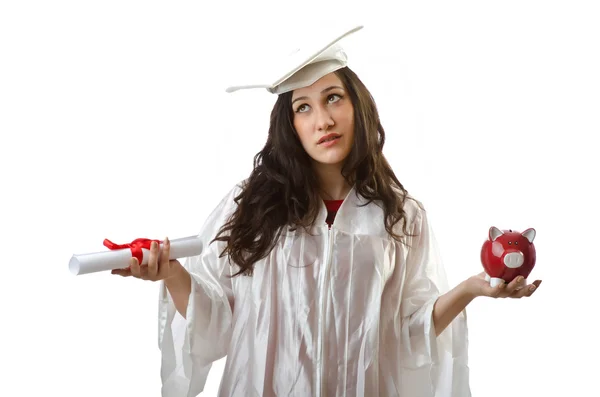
[515,241,518,245]
[328,94,341,103]
[508,241,512,245]
[295,104,309,113]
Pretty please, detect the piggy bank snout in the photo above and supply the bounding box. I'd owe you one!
[503,251,524,268]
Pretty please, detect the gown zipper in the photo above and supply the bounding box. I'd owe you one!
[317,224,334,397]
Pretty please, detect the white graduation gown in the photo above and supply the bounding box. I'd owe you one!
[158,182,470,396]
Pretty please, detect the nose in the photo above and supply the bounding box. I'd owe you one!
[314,106,335,131]
[503,251,524,268]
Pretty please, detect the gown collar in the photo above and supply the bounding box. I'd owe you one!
[314,186,368,232]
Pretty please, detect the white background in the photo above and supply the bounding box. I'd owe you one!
[1,1,598,396]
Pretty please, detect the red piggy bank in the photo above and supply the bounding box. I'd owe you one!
[481,226,536,287]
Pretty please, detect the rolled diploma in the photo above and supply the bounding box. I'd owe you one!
[69,235,202,275]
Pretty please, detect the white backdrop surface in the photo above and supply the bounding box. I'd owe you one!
[1,1,598,396]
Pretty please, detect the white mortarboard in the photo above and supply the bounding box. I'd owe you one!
[225,25,363,95]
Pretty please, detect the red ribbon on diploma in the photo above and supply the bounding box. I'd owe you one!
[103,238,162,265]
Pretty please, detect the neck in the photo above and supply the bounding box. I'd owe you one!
[313,163,352,200]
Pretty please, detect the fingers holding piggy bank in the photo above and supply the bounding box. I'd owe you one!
[481,226,536,288]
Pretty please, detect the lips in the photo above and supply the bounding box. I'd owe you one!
[317,133,341,144]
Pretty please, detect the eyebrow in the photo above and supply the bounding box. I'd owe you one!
[291,85,345,106]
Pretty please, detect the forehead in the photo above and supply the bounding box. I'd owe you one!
[291,72,344,99]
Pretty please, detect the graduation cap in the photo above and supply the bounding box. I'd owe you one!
[225,25,363,95]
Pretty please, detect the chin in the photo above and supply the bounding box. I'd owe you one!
[323,158,346,165]
[312,155,350,167]
[307,145,352,167]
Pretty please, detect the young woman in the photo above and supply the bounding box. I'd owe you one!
[112,26,541,397]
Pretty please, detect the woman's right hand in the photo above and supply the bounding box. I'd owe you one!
[111,237,183,282]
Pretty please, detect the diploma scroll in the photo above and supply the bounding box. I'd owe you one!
[69,235,202,275]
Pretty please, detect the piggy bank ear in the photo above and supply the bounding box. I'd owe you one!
[522,228,536,243]
[489,226,503,241]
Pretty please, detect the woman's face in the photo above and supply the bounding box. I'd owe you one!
[291,72,355,169]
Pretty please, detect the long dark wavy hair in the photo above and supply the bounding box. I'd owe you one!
[213,67,413,277]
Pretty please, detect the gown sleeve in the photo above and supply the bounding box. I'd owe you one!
[399,204,471,397]
[158,184,242,397]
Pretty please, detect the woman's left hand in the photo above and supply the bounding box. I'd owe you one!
[467,272,542,299]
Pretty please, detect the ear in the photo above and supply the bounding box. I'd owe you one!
[522,228,536,243]
[489,226,503,241]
